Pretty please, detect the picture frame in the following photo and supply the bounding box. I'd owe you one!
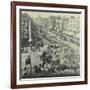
[11,1,88,89]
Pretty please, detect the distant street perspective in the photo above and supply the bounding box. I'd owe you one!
[20,11,80,79]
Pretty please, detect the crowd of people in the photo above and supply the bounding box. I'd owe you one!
[21,44,80,78]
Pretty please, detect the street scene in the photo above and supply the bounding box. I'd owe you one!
[20,10,80,79]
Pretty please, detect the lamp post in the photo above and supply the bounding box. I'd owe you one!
[28,20,32,75]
